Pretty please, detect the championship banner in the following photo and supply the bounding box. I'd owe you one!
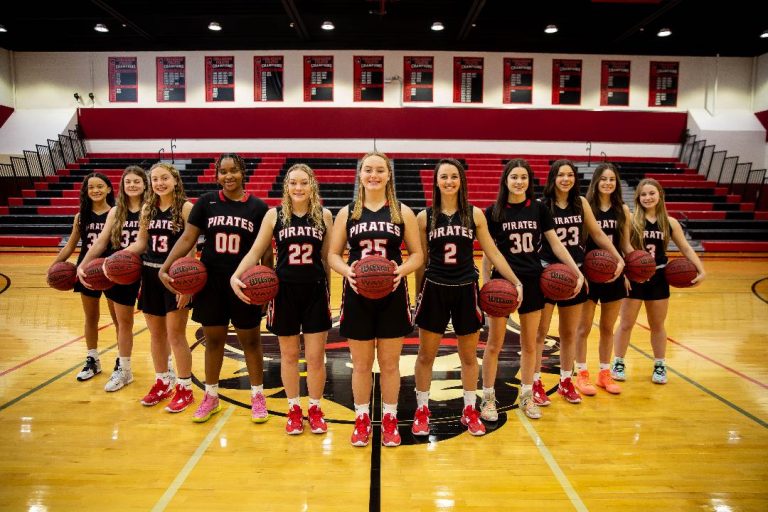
[403,56,434,102]
[156,57,185,102]
[304,56,334,102]
[503,58,533,104]
[254,56,284,102]
[453,57,484,103]
[205,56,235,102]
[353,56,384,102]
[649,61,679,107]
[600,60,630,106]
[108,57,138,103]
[552,59,582,105]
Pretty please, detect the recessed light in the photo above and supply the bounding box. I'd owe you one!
[431,21,444,31]
[657,27,672,37]
[0,25,7,33]
[544,24,558,34]
[761,30,768,39]
[208,21,222,31]
[321,20,335,30]
[94,23,109,33]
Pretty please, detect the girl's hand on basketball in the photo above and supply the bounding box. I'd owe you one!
[76,266,94,289]
[346,262,359,293]
[176,293,191,309]
[691,270,706,286]
[159,270,180,294]
[392,263,405,291]
[607,258,625,283]
[229,275,251,304]
[624,275,632,292]
[515,284,524,307]
[570,272,585,298]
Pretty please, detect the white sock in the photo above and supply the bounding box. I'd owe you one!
[614,356,624,364]
[156,372,171,384]
[167,356,174,371]
[382,402,397,417]
[309,398,321,408]
[205,383,219,397]
[521,384,533,395]
[354,403,370,418]
[87,349,99,360]
[287,397,300,408]
[177,377,192,389]
[599,362,610,371]
[654,358,666,366]
[575,362,587,372]
[251,385,264,397]
[560,370,572,381]
[463,390,476,409]
[482,386,495,399]
[415,390,430,409]
[118,356,131,371]
[533,372,541,383]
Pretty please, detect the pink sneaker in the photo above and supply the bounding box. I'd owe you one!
[381,413,401,447]
[307,405,328,434]
[141,378,174,406]
[532,379,551,406]
[350,413,372,447]
[285,404,304,435]
[192,393,221,423]
[251,393,269,423]
[165,384,194,413]
[411,405,430,436]
[460,405,486,436]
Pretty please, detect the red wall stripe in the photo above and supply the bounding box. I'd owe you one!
[0,105,14,129]
[755,109,768,142]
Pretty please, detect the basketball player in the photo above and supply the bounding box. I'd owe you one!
[481,159,583,421]
[159,154,271,424]
[231,163,333,435]
[574,163,634,396]
[535,159,624,407]
[49,172,114,382]
[412,158,523,437]
[78,166,148,392]
[613,178,705,384]
[124,163,195,413]
[328,152,424,448]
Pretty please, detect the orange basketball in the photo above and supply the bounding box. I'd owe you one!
[665,258,698,288]
[104,250,142,285]
[47,261,77,291]
[583,249,618,283]
[625,250,656,282]
[479,279,519,317]
[240,265,279,304]
[82,258,114,291]
[168,257,207,295]
[355,255,396,300]
[540,263,578,301]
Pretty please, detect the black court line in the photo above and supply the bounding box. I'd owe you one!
[629,342,767,429]
[0,273,10,295]
[369,373,381,512]
[0,327,148,412]
[751,277,768,305]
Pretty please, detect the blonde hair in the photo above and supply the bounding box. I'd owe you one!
[280,164,325,232]
[110,166,148,249]
[141,162,187,233]
[351,151,402,224]
[630,178,670,250]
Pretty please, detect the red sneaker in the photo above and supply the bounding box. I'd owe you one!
[532,379,551,406]
[460,405,486,436]
[141,378,174,406]
[411,405,430,436]
[350,413,372,447]
[557,377,582,404]
[165,384,194,413]
[307,404,327,434]
[285,404,304,435]
[381,413,401,447]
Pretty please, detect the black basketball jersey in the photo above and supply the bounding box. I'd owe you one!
[586,207,621,253]
[485,200,554,277]
[424,207,477,284]
[188,191,269,273]
[144,206,184,265]
[76,210,109,265]
[118,210,141,249]
[642,219,668,266]
[345,202,404,265]
[273,208,326,282]
[539,200,586,265]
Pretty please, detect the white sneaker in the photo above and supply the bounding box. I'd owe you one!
[104,367,134,392]
[76,356,101,381]
[480,394,499,422]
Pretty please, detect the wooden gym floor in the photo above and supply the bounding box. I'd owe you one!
[0,252,766,511]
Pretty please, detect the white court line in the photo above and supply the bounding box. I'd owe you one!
[515,409,589,512]
[151,407,235,512]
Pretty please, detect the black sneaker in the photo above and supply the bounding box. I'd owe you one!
[76,356,102,381]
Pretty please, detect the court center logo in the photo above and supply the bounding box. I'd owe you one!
[192,317,561,445]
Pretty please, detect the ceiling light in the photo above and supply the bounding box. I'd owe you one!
[94,23,109,33]
[544,24,558,34]
[208,21,222,31]
[761,30,768,39]
[0,25,7,33]
[431,22,444,31]
[321,20,335,30]
[657,27,672,37]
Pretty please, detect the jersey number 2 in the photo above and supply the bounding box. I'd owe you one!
[288,243,313,265]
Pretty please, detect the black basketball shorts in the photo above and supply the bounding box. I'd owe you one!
[414,279,483,336]
[266,279,331,336]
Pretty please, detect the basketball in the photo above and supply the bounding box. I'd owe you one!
[625,250,656,282]
[355,255,396,300]
[583,249,618,283]
[540,263,578,301]
[240,265,279,304]
[47,261,78,291]
[665,258,698,288]
[168,257,207,295]
[82,258,114,291]
[104,250,142,285]
[479,279,519,317]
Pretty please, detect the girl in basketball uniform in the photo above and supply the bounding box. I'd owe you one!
[159,154,271,423]
[412,158,523,437]
[50,172,114,382]
[231,163,333,435]
[77,166,148,392]
[124,163,195,413]
[481,159,582,420]
[573,163,634,396]
[612,178,705,384]
[328,151,424,448]
[535,159,624,407]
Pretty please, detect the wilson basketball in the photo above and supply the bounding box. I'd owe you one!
[104,250,142,285]
[355,255,396,300]
[168,257,207,295]
[240,265,279,304]
[47,261,78,291]
[479,279,519,317]
[82,258,114,291]
[540,263,578,301]
[583,249,618,283]
[665,258,698,288]
[625,250,656,282]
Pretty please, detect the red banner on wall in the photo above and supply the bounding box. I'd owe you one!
[453,57,484,103]
[600,60,630,106]
[649,61,679,107]
[205,56,235,102]
[403,56,434,103]
[108,57,138,103]
[503,58,533,104]
[156,57,185,103]
[354,56,384,102]
[254,56,284,102]
[552,59,582,106]
[304,56,334,102]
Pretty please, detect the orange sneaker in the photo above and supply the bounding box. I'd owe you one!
[575,370,597,396]
[596,369,622,394]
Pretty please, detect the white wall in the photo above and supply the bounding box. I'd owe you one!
[754,53,768,112]
[0,48,13,106]
[688,109,766,169]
